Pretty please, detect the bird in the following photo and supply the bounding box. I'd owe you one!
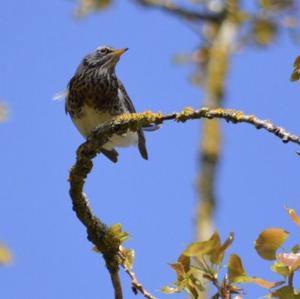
[65,46,150,163]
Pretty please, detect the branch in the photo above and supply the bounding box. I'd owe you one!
[288,271,294,289]
[196,0,240,248]
[68,107,300,299]
[134,0,224,22]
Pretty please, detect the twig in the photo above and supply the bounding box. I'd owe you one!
[118,250,157,299]
[134,0,224,22]
[288,271,294,289]
[68,107,300,299]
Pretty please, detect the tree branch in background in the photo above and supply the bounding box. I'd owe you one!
[196,0,240,245]
[68,107,300,299]
[134,0,224,22]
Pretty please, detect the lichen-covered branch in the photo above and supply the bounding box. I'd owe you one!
[69,107,300,299]
[134,0,223,22]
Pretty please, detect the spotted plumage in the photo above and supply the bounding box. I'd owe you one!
[65,46,148,162]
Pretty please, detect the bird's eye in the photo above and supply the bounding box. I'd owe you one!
[99,48,109,55]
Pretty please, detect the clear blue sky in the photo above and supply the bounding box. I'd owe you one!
[0,1,299,298]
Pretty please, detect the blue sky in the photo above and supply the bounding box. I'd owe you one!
[0,1,300,298]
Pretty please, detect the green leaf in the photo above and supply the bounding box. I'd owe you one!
[271,262,290,277]
[291,245,300,254]
[211,232,234,265]
[259,0,294,11]
[228,254,248,283]
[249,277,284,289]
[269,286,300,299]
[255,228,289,260]
[109,223,129,243]
[253,18,277,46]
[122,248,135,270]
[161,286,180,294]
[183,232,220,257]
[75,0,112,16]
[186,275,203,299]
[228,255,284,288]
[110,223,122,234]
[92,246,101,253]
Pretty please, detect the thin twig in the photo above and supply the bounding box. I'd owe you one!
[68,107,300,299]
[134,0,224,22]
[288,271,294,289]
[118,250,157,299]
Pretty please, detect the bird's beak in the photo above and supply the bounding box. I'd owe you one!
[112,48,128,58]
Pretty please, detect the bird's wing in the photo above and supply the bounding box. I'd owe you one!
[117,80,148,160]
[117,79,136,113]
[117,80,159,132]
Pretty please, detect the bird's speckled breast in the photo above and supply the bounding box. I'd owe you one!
[66,69,127,119]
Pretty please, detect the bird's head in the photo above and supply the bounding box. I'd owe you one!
[79,46,128,74]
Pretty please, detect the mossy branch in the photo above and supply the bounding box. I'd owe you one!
[68,107,300,299]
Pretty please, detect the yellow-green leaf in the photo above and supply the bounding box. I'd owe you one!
[0,245,12,265]
[92,246,101,253]
[211,232,234,265]
[271,261,290,277]
[228,254,248,282]
[186,275,203,299]
[75,0,112,17]
[110,223,122,234]
[109,223,129,243]
[122,248,135,270]
[183,232,220,257]
[255,228,289,260]
[249,277,284,289]
[253,19,277,46]
[269,286,300,299]
[259,0,294,11]
[161,286,180,294]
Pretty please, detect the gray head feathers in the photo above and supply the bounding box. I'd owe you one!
[75,46,128,74]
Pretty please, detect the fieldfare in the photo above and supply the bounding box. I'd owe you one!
[65,46,150,163]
